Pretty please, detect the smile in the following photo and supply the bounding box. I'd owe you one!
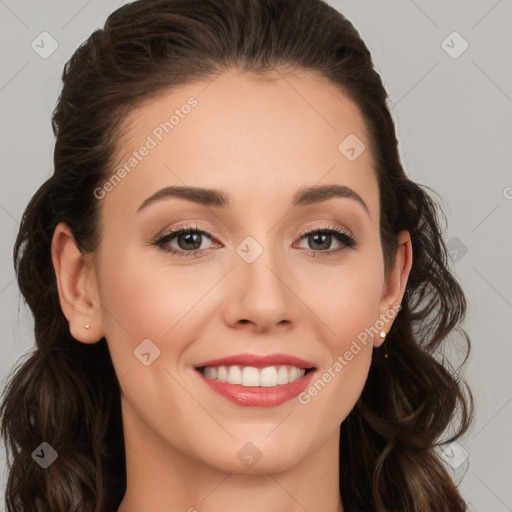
[194,353,317,407]
[196,368,316,407]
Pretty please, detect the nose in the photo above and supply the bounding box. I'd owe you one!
[221,235,298,334]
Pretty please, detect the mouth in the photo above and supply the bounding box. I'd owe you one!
[193,353,317,407]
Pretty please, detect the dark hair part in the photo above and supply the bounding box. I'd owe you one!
[1,0,474,510]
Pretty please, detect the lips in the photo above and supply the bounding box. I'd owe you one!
[194,353,315,370]
[194,353,317,407]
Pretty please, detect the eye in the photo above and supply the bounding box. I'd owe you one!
[294,223,357,257]
[153,223,219,258]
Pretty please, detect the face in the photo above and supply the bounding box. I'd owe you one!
[80,69,408,474]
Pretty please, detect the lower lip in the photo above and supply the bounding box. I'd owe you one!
[196,369,316,407]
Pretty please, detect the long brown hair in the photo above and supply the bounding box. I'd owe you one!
[1,1,474,510]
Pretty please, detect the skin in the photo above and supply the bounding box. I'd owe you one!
[51,68,412,512]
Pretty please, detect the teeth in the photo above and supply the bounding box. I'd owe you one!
[218,366,228,382]
[277,365,289,384]
[201,364,307,386]
[242,366,259,386]
[260,366,278,387]
[228,365,243,384]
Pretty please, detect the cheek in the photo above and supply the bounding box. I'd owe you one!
[330,277,382,349]
[299,292,377,429]
[306,257,384,344]
[96,255,210,451]
[96,247,222,370]
[298,258,382,416]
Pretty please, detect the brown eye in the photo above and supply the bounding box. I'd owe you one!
[154,224,220,258]
[294,225,357,257]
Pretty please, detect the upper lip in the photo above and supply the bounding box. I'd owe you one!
[194,353,316,369]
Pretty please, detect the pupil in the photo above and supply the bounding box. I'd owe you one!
[310,233,331,250]
[179,233,201,250]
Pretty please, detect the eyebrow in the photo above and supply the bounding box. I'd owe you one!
[136,184,370,215]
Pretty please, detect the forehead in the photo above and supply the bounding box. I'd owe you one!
[101,69,379,223]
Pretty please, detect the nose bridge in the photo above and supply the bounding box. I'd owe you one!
[234,228,287,293]
[229,195,285,271]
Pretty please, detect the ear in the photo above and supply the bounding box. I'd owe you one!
[51,222,104,343]
[375,230,413,347]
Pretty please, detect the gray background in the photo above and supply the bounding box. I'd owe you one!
[0,1,511,510]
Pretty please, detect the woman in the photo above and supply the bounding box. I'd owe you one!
[0,0,474,510]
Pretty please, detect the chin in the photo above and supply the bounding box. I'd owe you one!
[195,437,310,475]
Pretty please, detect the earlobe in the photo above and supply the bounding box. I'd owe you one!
[376,230,413,346]
[51,222,104,343]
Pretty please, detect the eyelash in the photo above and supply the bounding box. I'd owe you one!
[152,222,358,259]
